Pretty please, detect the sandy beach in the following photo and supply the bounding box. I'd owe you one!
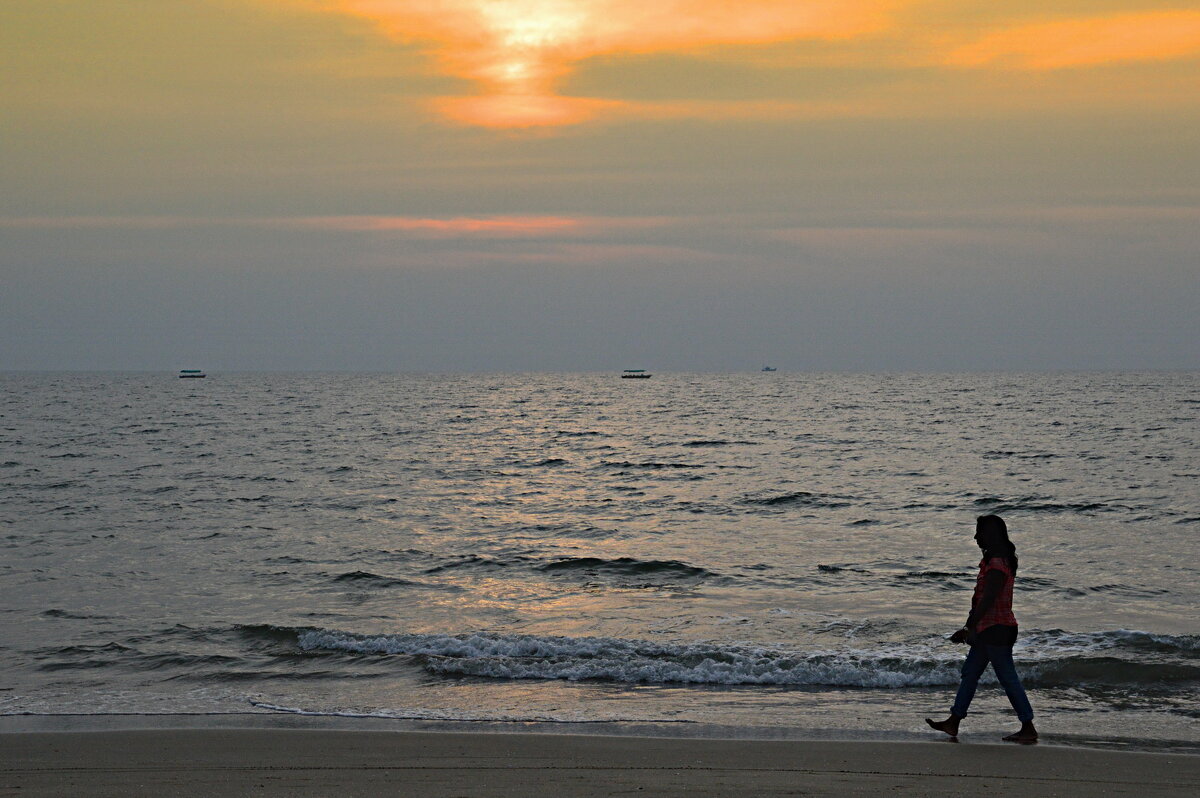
[3,729,1198,797]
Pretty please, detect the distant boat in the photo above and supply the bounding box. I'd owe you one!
[761,366,777,372]
[179,369,206,379]
[621,369,652,379]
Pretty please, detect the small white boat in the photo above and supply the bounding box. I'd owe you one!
[179,369,206,379]
[620,369,652,379]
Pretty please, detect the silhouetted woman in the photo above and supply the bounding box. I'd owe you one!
[926,514,1038,742]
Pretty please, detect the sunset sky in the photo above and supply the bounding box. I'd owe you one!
[3,1,1197,370]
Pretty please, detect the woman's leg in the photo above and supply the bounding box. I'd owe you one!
[985,645,1034,723]
[949,645,990,719]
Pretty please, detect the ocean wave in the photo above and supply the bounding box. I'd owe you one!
[982,451,1060,460]
[33,643,242,674]
[744,491,853,508]
[600,461,706,470]
[295,628,1200,689]
[41,609,111,620]
[421,554,519,574]
[236,623,314,646]
[296,631,962,687]
[888,571,970,591]
[330,571,431,589]
[893,570,968,580]
[1018,629,1200,656]
[1082,583,1171,598]
[321,554,720,586]
[536,557,717,581]
[970,496,1127,514]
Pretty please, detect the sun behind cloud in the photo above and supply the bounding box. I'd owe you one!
[278,2,1200,127]
[307,0,894,127]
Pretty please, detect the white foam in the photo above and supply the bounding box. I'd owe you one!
[298,630,963,687]
[1016,629,1199,656]
[296,627,1197,689]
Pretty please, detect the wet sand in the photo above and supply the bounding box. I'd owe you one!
[3,729,1199,797]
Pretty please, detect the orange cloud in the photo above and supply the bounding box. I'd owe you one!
[0,214,671,238]
[431,94,625,128]
[286,214,582,235]
[310,1,894,126]
[273,214,670,237]
[946,10,1200,70]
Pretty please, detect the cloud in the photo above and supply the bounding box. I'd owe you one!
[0,214,671,238]
[0,216,201,230]
[307,1,894,126]
[263,3,1200,127]
[277,214,585,235]
[946,10,1200,70]
[431,241,724,266]
[272,214,671,237]
[433,95,875,127]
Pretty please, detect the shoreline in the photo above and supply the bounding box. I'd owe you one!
[2,712,1198,756]
[3,727,1199,797]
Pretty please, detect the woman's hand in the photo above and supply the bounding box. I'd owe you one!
[950,627,970,644]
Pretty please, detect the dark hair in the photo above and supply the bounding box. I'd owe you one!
[976,514,1018,573]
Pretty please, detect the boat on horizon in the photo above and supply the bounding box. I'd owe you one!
[761,366,777,372]
[621,369,652,379]
[179,369,206,379]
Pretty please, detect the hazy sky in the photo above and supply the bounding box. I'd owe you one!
[2,1,1197,371]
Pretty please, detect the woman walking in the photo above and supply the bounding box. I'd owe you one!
[926,514,1038,742]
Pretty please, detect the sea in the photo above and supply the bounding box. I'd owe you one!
[1,372,1197,750]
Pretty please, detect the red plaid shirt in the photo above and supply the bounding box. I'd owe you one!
[971,556,1017,632]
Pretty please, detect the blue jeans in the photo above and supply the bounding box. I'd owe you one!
[951,644,1034,723]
